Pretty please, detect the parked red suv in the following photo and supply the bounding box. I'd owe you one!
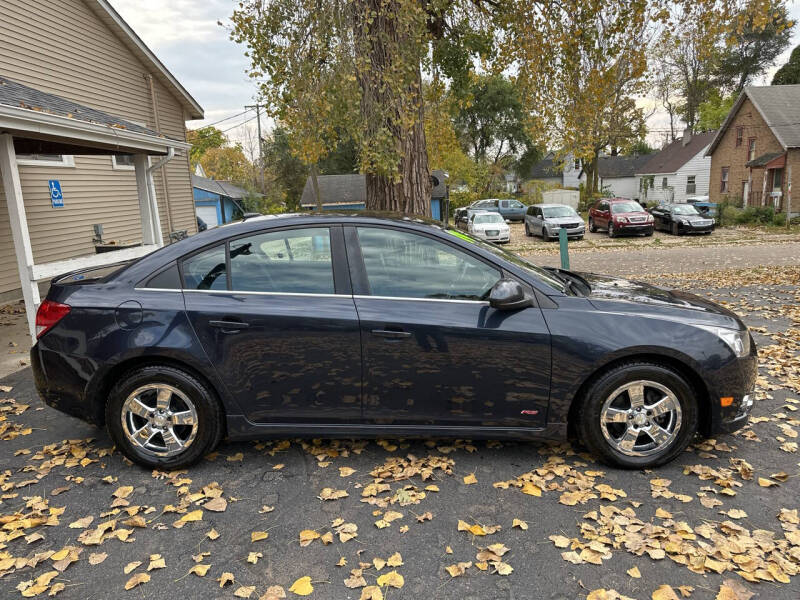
[588,198,654,238]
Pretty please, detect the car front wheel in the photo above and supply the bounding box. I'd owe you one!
[575,362,698,468]
[671,222,680,235]
[588,218,596,232]
[607,223,616,238]
[106,366,224,469]
[525,223,532,237]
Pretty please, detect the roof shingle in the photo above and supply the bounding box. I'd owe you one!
[637,131,716,175]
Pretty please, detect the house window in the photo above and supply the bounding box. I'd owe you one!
[661,177,668,189]
[720,167,729,193]
[16,154,75,167]
[735,127,743,147]
[573,158,581,171]
[747,138,756,162]
[112,155,136,170]
[773,168,783,190]
[686,175,696,194]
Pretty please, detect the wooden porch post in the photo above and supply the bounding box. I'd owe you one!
[134,154,163,247]
[0,134,40,340]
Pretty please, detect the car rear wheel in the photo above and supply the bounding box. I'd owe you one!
[106,366,223,469]
[588,218,596,232]
[575,362,698,468]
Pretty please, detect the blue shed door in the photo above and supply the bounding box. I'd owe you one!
[430,198,442,220]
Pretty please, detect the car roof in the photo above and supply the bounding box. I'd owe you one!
[534,203,576,208]
[606,197,638,202]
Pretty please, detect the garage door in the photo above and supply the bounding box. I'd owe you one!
[196,205,219,228]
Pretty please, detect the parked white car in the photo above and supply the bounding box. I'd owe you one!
[467,211,510,243]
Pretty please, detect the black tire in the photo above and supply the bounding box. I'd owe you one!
[574,361,699,469]
[106,365,224,469]
[607,223,616,238]
[541,227,549,241]
[645,228,654,237]
[671,222,680,235]
[525,223,532,237]
[588,218,596,233]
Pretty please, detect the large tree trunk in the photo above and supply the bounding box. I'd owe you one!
[353,0,431,216]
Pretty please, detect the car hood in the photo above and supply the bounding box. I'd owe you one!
[672,214,711,222]
[474,222,508,229]
[544,216,582,224]
[577,272,744,329]
[613,211,649,218]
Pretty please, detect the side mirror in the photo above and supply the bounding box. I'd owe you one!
[489,279,533,311]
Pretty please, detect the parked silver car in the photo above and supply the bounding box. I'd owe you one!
[524,204,585,240]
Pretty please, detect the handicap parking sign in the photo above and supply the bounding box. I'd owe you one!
[49,180,63,207]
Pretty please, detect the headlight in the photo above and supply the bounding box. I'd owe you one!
[617,217,628,223]
[697,325,750,357]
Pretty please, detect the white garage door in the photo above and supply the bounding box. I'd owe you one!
[196,205,219,228]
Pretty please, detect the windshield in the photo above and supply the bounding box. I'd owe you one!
[542,206,577,218]
[672,204,700,215]
[611,202,643,214]
[474,213,504,224]
[446,228,567,293]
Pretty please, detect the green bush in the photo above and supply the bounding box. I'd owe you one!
[722,205,777,225]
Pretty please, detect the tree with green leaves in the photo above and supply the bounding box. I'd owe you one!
[230,0,783,216]
[187,126,226,164]
[696,90,736,131]
[773,44,800,84]
[714,0,794,94]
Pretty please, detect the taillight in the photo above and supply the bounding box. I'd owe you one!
[35,300,71,339]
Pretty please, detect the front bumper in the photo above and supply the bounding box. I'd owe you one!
[476,230,510,243]
[705,340,758,435]
[678,222,714,234]
[547,226,585,238]
[617,223,653,235]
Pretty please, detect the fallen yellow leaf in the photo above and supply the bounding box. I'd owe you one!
[289,575,314,596]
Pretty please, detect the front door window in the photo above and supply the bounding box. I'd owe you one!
[356,228,500,301]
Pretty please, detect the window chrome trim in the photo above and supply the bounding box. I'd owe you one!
[135,288,489,304]
[182,288,344,298]
[353,294,488,305]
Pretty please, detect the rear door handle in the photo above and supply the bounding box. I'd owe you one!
[209,319,250,333]
[371,329,412,340]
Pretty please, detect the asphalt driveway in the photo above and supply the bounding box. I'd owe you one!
[0,266,798,599]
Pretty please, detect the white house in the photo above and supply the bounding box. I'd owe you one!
[637,130,716,204]
[527,152,651,200]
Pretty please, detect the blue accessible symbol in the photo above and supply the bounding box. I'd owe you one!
[49,180,63,208]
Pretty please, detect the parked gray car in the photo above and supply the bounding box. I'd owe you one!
[525,204,585,240]
[455,198,528,225]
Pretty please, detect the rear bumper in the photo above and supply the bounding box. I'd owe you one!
[31,343,102,424]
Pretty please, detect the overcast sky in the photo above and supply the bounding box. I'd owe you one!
[110,0,800,152]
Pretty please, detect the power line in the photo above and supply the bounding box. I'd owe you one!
[219,113,259,134]
[202,109,251,128]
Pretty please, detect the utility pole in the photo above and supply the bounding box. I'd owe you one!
[245,104,264,190]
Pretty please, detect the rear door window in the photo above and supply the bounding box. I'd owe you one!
[229,228,334,294]
[182,245,227,290]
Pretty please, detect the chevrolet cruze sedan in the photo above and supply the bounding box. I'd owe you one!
[32,213,756,470]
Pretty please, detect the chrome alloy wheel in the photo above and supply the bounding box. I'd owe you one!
[599,380,682,457]
[121,384,198,457]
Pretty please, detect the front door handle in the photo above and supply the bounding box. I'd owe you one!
[371,329,412,340]
[209,319,250,333]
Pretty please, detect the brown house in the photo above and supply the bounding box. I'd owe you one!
[0,0,204,336]
[705,85,799,214]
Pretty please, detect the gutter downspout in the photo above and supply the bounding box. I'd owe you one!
[147,147,175,246]
[146,74,173,234]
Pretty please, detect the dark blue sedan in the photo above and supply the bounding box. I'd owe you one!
[32,213,756,469]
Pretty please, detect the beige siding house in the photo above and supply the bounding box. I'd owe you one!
[0,0,203,305]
